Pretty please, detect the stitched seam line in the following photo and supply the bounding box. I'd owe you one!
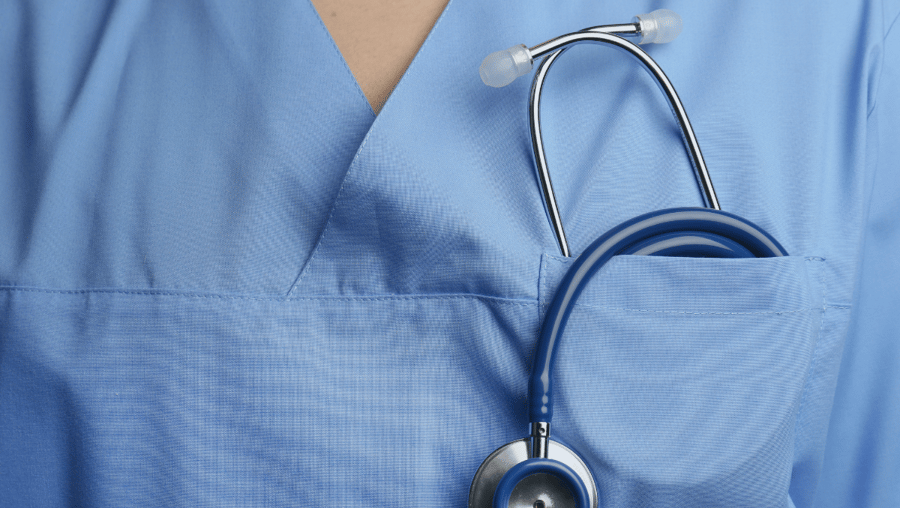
[558,305,824,316]
[791,258,829,462]
[543,255,825,265]
[792,314,823,458]
[0,286,536,307]
[3,285,850,313]
[538,255,549,322]
[868,1,900,118]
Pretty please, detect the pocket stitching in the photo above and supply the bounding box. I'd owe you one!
[790,254,829,468]
[566,305,825,316]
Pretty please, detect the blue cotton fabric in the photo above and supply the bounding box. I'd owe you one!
[1,0,899,506]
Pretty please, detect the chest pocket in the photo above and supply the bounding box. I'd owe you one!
[540,253,827,506]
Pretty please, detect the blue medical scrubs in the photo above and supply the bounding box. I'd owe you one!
[1,1,898,506]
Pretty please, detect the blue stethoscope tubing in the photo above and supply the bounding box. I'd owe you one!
[493,209,787,508]
[530,207,787,423]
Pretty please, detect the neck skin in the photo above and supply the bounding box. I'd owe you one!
[310,0,450,113]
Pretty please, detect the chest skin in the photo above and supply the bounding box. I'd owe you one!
[309,0,450,113]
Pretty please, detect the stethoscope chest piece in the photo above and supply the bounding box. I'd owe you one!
[469,438,597,508]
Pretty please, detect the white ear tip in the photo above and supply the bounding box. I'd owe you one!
[633,9,683,44]
[479,44,533,87]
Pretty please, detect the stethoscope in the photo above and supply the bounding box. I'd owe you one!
[469,10,788,508]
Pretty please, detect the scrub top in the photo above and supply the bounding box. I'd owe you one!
[1,1,899,506]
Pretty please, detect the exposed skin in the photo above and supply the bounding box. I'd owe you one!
[310,0,451,113]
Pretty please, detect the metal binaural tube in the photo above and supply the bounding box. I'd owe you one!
[480,10,683,89]
[480,22,643,89]
[529,48,571,257]
[529,23,641,59]
[528,31,720,257]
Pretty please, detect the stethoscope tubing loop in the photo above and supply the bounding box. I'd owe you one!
[529,31,721,257]
[528,208,787,423]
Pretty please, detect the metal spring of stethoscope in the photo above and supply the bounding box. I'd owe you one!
[470,10,786,508]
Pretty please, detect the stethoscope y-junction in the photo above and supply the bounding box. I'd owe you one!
[470,10,787,508]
